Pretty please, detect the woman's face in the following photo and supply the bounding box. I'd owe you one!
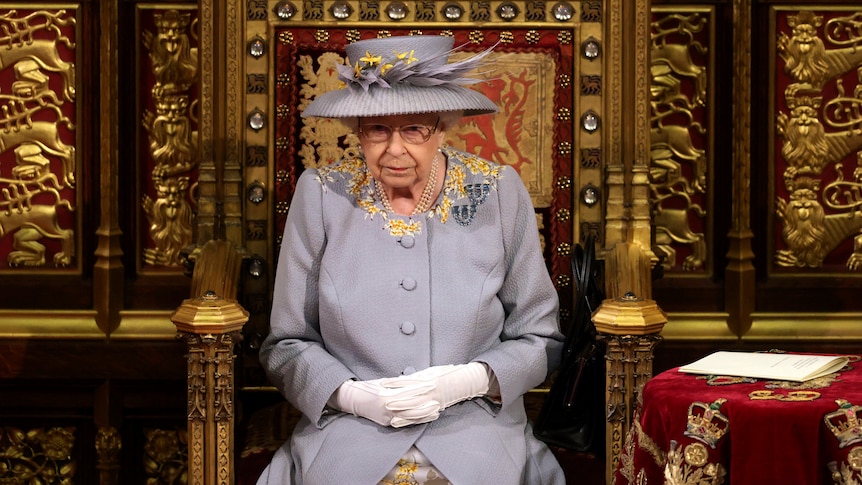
[359,113,445,194]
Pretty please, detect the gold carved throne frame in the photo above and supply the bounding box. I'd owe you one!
[184,1,653,483]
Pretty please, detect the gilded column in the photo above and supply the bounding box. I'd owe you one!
[599,2,662,480]
[602,25,660,469]
[173,293,247,485]
[604,0,656,292]
[196,0,218,242]
[221,0,244,245]
[593,289,666,483]
[94,0,123,335]
[604,0,629,249]
[173,239,247,485]
[630,0,655,254]
[725,0,755,337]
[605,0,654,263]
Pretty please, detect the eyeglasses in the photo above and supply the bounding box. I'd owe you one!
[358,118,439,145]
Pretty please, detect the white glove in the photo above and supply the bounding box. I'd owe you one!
[380,362,491,411]
[328,378,441,428]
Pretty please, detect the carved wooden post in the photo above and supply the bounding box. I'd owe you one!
[95,426,121,485]
[173,290,248,485]
[593,293,666,483]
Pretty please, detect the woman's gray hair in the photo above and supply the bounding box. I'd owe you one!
[437,111,463,131]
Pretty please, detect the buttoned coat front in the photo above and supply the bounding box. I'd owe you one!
[258,147,566,484]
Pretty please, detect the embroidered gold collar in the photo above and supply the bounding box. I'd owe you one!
[314,146,502,237]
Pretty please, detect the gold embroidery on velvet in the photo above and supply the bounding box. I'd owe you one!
[764,373,839,390]
[684,442,709,467]
[824,400,862,449]
[617,410,638,483]
[748,390,821,401]
[700,367,844,389]
[849,446,862,469]
[634,416,667,467]
[684,399,729,449]
[664,440,727,485]
[827,445,862,484]
[700,375,757,386]
[697,355,858,389]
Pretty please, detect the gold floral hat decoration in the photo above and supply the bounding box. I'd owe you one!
[301,35,499,118]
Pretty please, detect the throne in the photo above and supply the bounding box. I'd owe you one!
[172,3,661,484]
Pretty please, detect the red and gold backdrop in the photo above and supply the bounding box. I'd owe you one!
[0,7,78,272]
[650,6,713,275]
[771,8,862,274]
[239,0,610,360]
[651,2,862,375]
[272,27,576,317]
[135,5,201,272]
[0,4,198,484]
[753,4,862,317]
[8,0,862,483]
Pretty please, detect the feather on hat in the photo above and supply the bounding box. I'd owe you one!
[301,35,499,118]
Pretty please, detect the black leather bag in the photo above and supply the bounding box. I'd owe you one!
[533,235,605,454]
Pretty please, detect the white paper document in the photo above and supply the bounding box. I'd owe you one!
[678,351,850,382]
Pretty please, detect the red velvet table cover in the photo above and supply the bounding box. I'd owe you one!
[614,354,862,485]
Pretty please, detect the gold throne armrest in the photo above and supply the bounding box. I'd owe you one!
[172,239,249,485]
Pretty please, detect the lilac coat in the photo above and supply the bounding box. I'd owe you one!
[257,147,565,484]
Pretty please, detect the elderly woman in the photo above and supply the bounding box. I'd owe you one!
[257,35,565,484]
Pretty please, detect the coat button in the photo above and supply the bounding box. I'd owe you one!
[400,321,416,335]
[400,277,417,291]
[399,235,415,248]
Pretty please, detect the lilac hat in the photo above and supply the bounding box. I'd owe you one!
[301,35,499,118]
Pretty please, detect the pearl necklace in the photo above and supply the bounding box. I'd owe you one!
[375,152,440,216]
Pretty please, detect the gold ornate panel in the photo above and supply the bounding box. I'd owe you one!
[0,6,79,273]
[771,7,862,276]
[651,2,862,358]
[143,428,189,484]
[0,426,77,483]
[135,5,200,273]
[650,6,714,275]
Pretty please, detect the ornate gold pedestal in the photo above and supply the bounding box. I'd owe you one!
[172,240,248,485]
[594,293,667,484]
